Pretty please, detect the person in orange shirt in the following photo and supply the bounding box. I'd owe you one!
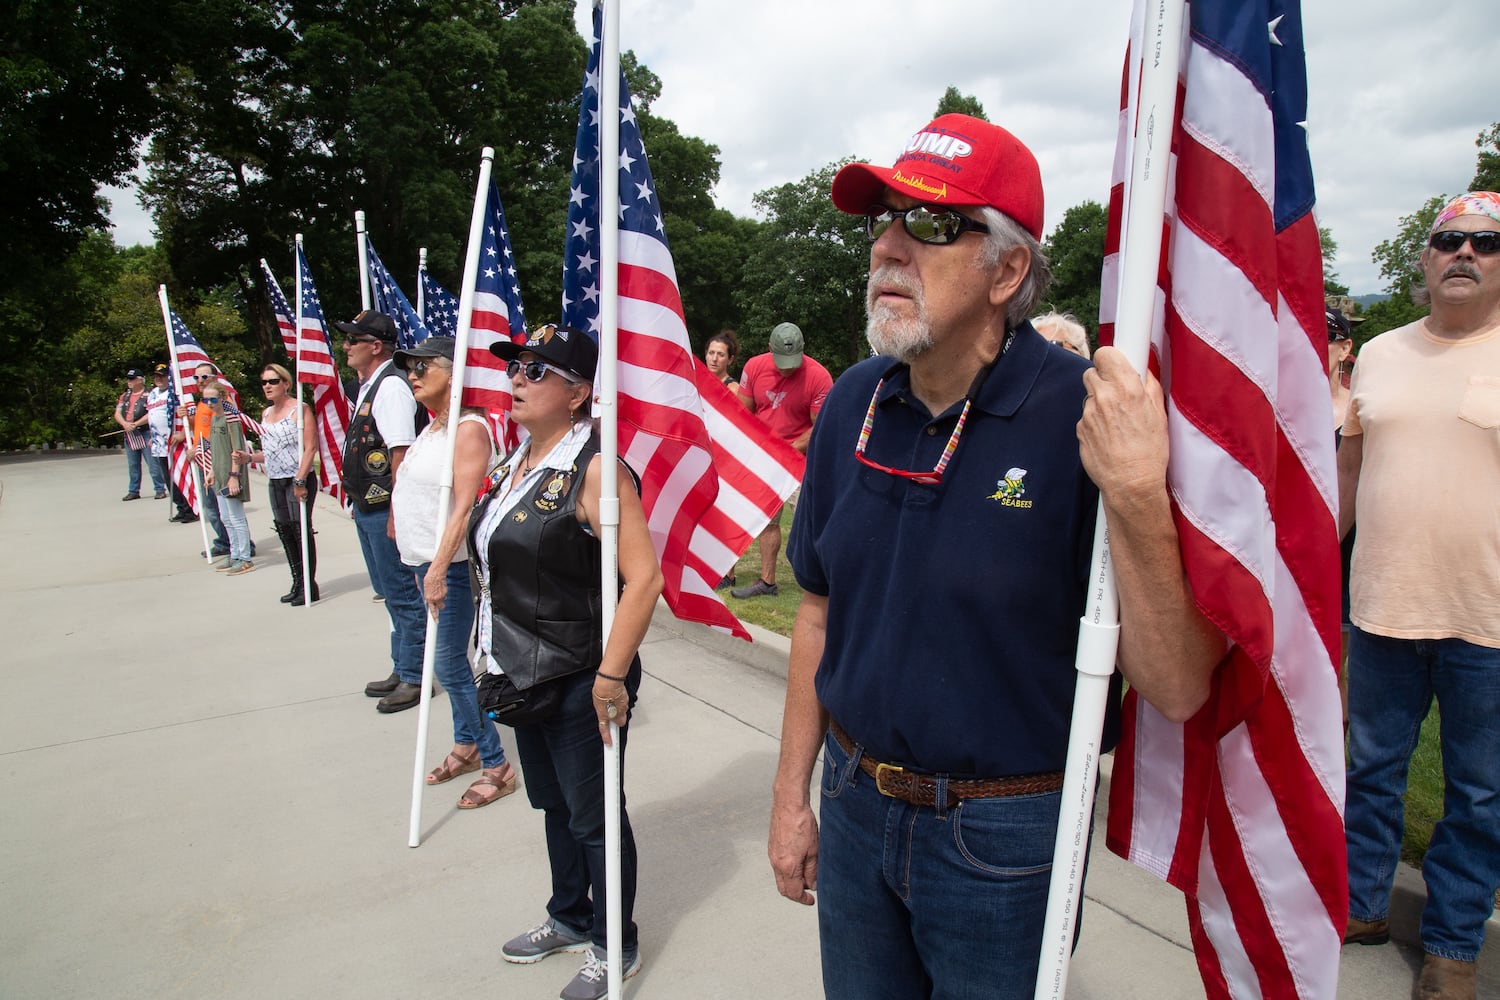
[173,363,231,559]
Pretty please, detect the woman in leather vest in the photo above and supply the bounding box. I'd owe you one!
[468,325,661,1000]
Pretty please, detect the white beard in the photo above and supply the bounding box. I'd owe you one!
[865,265,932,363]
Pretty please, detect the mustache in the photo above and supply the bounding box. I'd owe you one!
[867,265,923,309]
[1443,262,1482,281]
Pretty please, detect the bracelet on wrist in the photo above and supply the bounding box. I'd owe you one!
[595,670,628,683]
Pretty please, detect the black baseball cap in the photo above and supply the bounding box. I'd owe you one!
[1325,308,1351,342]
[334,310,399,344]
[152,363,170,377]
[490,325,597,382]
[393,336,457,371]
[125,369,144,379]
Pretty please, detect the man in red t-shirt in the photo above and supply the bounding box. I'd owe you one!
[731,322,832,598]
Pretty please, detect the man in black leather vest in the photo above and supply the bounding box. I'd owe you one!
[335,310,428,714]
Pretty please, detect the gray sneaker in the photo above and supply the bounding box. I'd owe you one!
[501,918,591,965]
[730,577,779,599]
[559,947,641,1000]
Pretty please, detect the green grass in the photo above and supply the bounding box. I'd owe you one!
[720,547,805,637]
[723,547,1447,869]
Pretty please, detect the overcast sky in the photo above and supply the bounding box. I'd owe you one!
[107,0,1498,296]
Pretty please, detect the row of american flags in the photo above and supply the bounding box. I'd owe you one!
[157,6,799,643]
[152,0,1344,994]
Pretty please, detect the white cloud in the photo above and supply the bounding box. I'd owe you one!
[577,0,1498,295]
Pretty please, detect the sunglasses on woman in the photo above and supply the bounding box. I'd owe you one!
[866,204,991,246]
[260,377,284,386]
[506,359,580,384]
[201,397,221,405]
[1429,230,1500,255]
[409,359,452,379]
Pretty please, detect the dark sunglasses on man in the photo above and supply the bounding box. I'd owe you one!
[1429,230,1500,255]
[866,204,991,246]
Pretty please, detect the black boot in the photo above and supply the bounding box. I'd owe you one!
[290,522,319,606]
[277,523,301,604]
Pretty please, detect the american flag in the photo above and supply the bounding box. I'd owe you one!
[562,7,802,638]
[1099,2,1346,997]
[365,238,430,350]
[418,266,462,338]
[163,358,197,512]
[263,259,298,357]
[166,309,247,423]
[460,179,531,450]
[291,246,353,510]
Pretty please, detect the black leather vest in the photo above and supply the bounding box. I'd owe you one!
[470,435,604,691]
[342,364,424,513]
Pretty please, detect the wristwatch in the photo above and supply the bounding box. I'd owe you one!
[293,478,307,487]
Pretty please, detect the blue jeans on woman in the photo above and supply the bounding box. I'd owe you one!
[512,663,641,956]
[1345,627,1500,962]
[219,494,252,562]
[816,729,1071,1000]
[410,561,504,768]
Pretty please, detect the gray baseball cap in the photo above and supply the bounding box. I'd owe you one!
[769,322,804,371]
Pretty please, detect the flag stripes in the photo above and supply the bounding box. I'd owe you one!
[1100,3,1346,997]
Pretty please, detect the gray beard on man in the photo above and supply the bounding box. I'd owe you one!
[865,265,932,363]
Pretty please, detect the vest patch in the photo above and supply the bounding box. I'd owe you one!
[363,448,389,476]
[364,483,391,504]
[532,470,574,513]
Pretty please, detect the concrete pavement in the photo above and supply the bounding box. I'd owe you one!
[0,451,1492,999]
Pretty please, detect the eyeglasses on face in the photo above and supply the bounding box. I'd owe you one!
[201,396,221,405]
[1429,230,1500,255]
[866,204,991,246]
[409,359,451,379]
[195,374,215,381]
[344,335,379,345]
[506,359,580,384]
[260,377,284,386]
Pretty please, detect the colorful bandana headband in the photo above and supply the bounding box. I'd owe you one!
[1432,191,1500,230]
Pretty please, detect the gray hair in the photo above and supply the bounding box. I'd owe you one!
[975,207,1052,329]
[1031,311,1090,356]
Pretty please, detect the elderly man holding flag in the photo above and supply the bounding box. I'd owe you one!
[766,112,1223,999]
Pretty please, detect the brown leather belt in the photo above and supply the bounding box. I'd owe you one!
[830,721,1063,809]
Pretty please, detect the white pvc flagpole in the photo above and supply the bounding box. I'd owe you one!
[290,243,314,610]
[407,148,497,849]
[1033,2,1185,997]
[598,1,624,994]
[355,211,372,311]
[417,248,427,324]
[158,284,214,563]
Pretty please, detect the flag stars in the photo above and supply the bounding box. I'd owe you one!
[1268,14,1283,46]
[635,180,654,203]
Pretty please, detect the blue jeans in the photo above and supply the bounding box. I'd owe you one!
[1345,628,1500,961]
[410,561,504,768]
[219,494,252,561]
[198,475,230,552]
[816,730,1069,1000]
[513,663,641,954]
[352,507,424,684]
[124,446,156,494]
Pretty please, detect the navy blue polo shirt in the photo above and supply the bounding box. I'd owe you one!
[789,323,1121,778]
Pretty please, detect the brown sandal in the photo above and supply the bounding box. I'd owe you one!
[457,764,518,810]
[427,746,481,785]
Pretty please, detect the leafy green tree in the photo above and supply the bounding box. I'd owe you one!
[1359,195,1445,342]
[0,0,181,296]
[934,87,987,121]
[1472,122,1499,192]
[739,160,871,376]
[1319,226,1349,296]
[1040,200,1108,350]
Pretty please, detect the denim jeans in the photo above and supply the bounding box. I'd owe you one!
[219,494,252,561]
[410,561,504,768]
[352,506,424,684]
[512,663,641,953]
[816,729,1069,1000]
[124,447,151,494]
[198,477,230,552]
[1345,627,1500,961]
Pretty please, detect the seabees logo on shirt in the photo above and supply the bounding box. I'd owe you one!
[987,467,1032,508]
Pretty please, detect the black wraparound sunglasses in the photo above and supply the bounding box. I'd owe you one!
[866,204,991,246]
[1429,230,1500,255]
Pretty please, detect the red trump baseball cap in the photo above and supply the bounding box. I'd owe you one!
[831,114,1045,241]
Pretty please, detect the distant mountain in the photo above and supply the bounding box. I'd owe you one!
[1353,293,1388,308]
